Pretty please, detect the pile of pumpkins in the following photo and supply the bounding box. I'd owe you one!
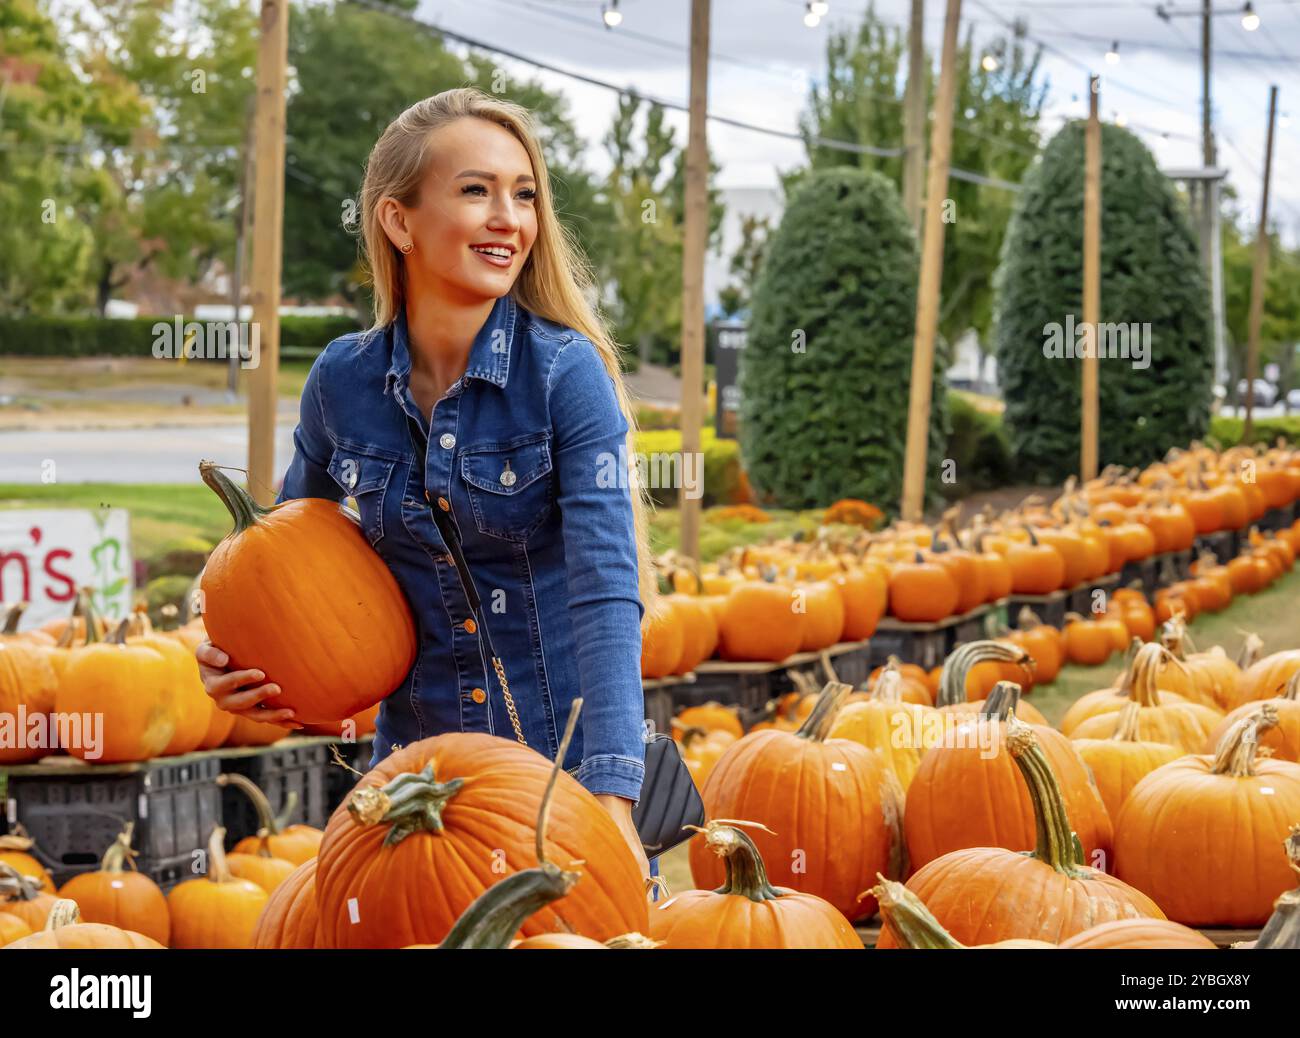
[669,630,1300,947]
[643,440,1300,673]
[0,591,378,766]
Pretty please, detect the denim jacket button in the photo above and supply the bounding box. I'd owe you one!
[439,433,456,450]
[470,688,486,704]
[462,618,478,634]
[436,496,450,511]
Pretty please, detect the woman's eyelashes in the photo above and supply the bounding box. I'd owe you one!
[460,183,535,201]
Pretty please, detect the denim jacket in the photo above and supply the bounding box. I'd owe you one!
[275,293,647,802]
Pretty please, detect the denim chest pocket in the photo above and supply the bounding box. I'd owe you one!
[327,442,398,546]
[459,432,554,542]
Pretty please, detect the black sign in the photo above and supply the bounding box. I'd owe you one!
[712,319,747,440]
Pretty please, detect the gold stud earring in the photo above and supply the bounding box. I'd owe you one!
[400,241,414,254]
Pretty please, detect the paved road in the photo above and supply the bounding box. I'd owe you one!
[0,422,298,484]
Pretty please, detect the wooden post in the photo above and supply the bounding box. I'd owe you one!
[229,96,256,398]
[1081,76,1101,482]
[679,0,710,567]
[900,0,961,523]
[246,0,289,505]
[1244,84,1278,443]
[902,0,927,237]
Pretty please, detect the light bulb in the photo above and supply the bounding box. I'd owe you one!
[1242,2,1260,31]
[981,54,999,72]
[1105,41,1120,65]
[602,2,622,28]
[810,1,830,15]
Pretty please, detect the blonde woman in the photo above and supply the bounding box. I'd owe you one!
[197,88,655,878]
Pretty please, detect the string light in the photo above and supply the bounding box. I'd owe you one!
[601,0,621,29]
[1241,2,1260,32]
[1105,41,1120,65]
[981,53,999,72]
[803,2,820,28]
[810,1,829,15]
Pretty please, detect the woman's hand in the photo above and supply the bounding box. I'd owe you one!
[195,641,301,729]
[594,793,650,884]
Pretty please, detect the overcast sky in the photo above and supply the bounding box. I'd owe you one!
[416,0,1300,241]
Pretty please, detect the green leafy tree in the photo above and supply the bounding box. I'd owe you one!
[795,6,1045,348]
[739,167,947,512]
[993,121,1214,480]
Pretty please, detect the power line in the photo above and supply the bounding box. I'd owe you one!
[345,0,1025,188]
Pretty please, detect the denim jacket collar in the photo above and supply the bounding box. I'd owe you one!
[384,294,516,395]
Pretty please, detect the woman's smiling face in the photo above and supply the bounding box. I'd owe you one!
[392,117,539,302]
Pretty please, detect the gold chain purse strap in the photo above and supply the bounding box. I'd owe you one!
[427,491,527,746]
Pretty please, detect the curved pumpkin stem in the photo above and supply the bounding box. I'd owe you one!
[438,699,586,950]
[101,823,139,874]
[1129,643,1174,708]
[206,826,234,884]
[871,873,964,949]
[126,602,153,638]
[1110,701,1143,743]
[42,899,81,931]
[605,931,663,949]
[2,602,26,634]
[200,460,273,536]
[216,773,282,844]
[1237,633,1264,671]
[1255,826,1300,950]
[796,681,852,741]
[81,586,102,645]
[1283,672,1300,703]
[979,681,1023,722]
[1005,716,1086,876]
[347,764,466,847]
[937,640,1034,708]
[871,662,903,705]
[0,862,46,903]
[108,618,131,645]
[690,821,783,903]
[1209,705,1279,778]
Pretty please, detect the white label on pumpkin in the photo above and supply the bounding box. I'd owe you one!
[348,897,361,924]
[138,794,148,818]
[830,761,847,772]
[657,897,679,911]
[1259,787,1275,795]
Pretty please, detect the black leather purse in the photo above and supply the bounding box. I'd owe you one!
[428,494,703,857]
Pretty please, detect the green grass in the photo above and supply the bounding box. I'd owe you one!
[649,506,828,562]
[0,483,229,562]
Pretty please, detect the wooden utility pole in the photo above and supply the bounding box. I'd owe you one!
[246,0,289,505]
[1199,0,1216,270]
[679,0,710,567]
[1081,76,1101,482]
[229,97,256,397]
[902,0,927,236]
[900,0,962,523]
[1244,85,1279,443]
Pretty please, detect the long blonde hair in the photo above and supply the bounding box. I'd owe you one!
[357,87,657,609]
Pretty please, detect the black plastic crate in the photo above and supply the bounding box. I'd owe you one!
[674,664,774,730]
[868,619,951,672]
[322,735,375,818]
[1067,573,1120,617]
[643,684,675,739]
[219,740,329,848]
[1119,556,1157,600]
[1259,503,1295,532]
[944,604,994,656]
[1005,588,1069,630]
[1153,549,1192,588]
[1194,529,1237,566]
[1,753,222,892]
[824,640,873,687]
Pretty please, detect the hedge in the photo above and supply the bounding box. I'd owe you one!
[738,167,948,514]
[942,393,1013,498]
[992,121,1214,482]
[1208,414,1300,447]
[633,428,745,508]
[0,315,363,359]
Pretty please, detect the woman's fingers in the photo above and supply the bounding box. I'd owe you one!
[229,706,303,729]
[211,676,284,713]
[194,640,228,669]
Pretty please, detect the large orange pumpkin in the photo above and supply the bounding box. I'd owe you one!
[314,732,648,948]
[904,683,1113,873]
[198,460,417,724]
[251,858,320,949]
[1204,671,1300,762]
[1057,917,1216,949]
[832,566,887,640]
[1114,706,1300,926]
[717,580,805,662]
[871,875,1054,949]
[166,827,268,948]
[0,638,59,765]
[828,665,935,790]
[1238,649,1300,705]
[796,580,846,651]
[688,682,904,921]
[879,718,1163,947]
[56,824,170,946]
[1071,702,1183,820]
[2,898,163,950]
[640,597,684,678]
[0,863,64,931]
[888,553,958,622]
[653,823,863,949]
[665,593,718,673]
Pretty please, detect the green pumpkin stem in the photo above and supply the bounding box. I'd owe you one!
[81,587,102,645]
[200,459,272,536]
[796,680,852,740]
[872,873,965,949]
[346,765,466,846]
[979,680,1023,721]
[697,822,783,903]
[100,823,138,874]
[1005,716,1086,875]
[938,640,1034,709]
[439,699,586,949]
[1209,705,1279,778]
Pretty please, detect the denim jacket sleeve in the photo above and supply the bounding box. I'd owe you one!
[276,351,340,506]
[547,335,647,803]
